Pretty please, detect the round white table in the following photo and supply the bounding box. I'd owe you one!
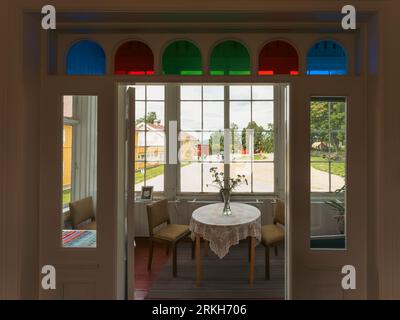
[190,203,262,286]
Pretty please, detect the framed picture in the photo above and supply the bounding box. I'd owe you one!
[141,186,154,201]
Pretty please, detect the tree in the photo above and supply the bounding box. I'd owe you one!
[209,131,224,156]
[310,101,345,158]
[136,112,158,125]
[242,122,274,154]
[230,123,241,153]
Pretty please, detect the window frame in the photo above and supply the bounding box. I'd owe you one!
[133,85,167,194]
[310,96,347,196]
[176,83,284,197]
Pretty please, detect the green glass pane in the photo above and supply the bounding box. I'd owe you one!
[210,70,225,75]
[163,41,202,75]
[181,70,203,75]
[229,71,251,75]
[210,41,251,75]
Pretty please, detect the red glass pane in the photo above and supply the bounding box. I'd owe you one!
[259,40,299,75]
[115,41,154,75]
[258,70,274,75]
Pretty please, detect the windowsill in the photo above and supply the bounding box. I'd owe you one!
[177,193,277,200]
[133,193,278,204]
[311,193,345,202]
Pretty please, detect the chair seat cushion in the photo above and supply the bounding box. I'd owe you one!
[154,224,190,242]
[78,221,97,230]
[262,224,285,247]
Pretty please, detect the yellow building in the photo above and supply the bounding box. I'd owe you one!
[63,125,73,189]
[135,122,165,171]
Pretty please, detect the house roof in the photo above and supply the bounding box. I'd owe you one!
[136,122,164,131]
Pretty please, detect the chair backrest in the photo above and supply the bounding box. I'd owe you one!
[69,197,95,229]
[146,199,170,236]
[274,199,285,226]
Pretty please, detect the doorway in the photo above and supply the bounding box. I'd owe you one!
[118,83,290,300]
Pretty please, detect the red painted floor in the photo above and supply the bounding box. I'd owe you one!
[134,238,169,300]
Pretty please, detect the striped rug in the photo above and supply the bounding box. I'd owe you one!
[62,230,97,248]
[146,241,285,300]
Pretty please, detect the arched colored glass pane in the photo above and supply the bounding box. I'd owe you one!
[210,41,251,76]
[115,41,154,75]
[163,41,202,75]
[307,40,348,75]
[66,40,106,75]
[259,40,299,75]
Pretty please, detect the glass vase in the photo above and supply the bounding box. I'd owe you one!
[221,188,232,216]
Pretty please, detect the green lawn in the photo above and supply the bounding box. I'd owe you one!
[254,154,267,161]
[135,165,165,184]
[63,189,71,206]
[311,156,345,177]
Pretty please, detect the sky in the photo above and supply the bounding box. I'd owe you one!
[130,85,274,132]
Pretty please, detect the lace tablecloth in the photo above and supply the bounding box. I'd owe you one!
[190,203,261,259]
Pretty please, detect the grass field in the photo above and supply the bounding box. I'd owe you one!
[135,165,165,184]
[311,156,345,177]
[63,189,71,206]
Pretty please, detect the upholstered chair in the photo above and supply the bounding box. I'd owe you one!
[261,199,285,280]
[69,197,97,230]
[146,199,194,277]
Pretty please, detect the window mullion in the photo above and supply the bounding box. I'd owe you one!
[250,86,254,193]
[275,85,282,196]
[224,85,230,187]
[144,86,147,187]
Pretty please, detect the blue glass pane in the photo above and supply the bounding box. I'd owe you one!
[67,40,106,75]
[307,40,348,75]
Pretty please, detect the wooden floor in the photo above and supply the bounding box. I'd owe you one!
[134,238,170,300]
[135,239,285,300]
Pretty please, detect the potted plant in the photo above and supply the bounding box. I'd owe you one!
[207,167,248,216]
[325,185,346,234]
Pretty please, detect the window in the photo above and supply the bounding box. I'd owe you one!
[210,41,251,75]
[63,96,74,209]
[134,85,166,192]
[114,41,154,75]
[307,40,348,75]
[66,40,106,75]
[179,85,225,192]
[259,40,299,75]
[310,97,346,193]
[179,85,275,193]
[229,86,275,193]
[62,96,98,248]
[162,41,202,75]
[310,97,346,250]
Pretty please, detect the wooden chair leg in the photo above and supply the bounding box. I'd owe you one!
[147,240,154,272]
[166,245,170,256]
[274,246,279,257]
[172,242,178,277]
[265,246,270,280]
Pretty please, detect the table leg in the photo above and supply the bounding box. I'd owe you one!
[249,237,255,285]
[196,235,201,287]
[248,237,251,262]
